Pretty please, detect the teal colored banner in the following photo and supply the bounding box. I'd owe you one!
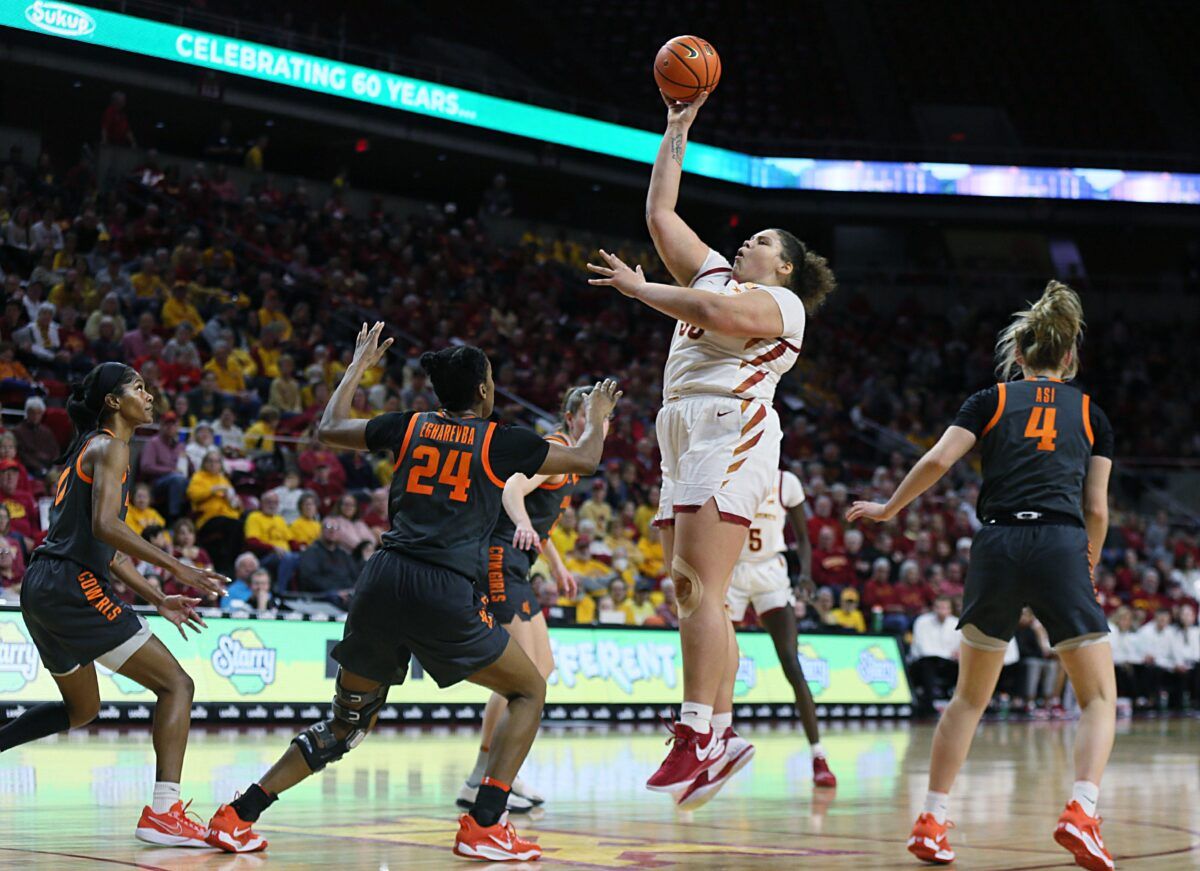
[7,2,1196,203]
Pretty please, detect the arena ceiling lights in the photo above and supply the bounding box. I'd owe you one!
[7,1,1200,205]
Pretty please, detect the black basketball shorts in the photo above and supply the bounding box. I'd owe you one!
[958,523,1109,649]
[21,556,151,676]
[331,548,510,688]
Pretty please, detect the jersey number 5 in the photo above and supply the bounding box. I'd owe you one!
[406,446,472,502]
[748,528,763,551]
[1024,406,1058,452]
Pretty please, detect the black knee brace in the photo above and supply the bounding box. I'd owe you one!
[292,672,388,773]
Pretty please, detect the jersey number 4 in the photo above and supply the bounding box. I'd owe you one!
[406,446,472,502]
[1024,406,1058,452]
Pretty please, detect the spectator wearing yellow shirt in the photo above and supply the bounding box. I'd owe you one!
[245,135,268,171]
[161,281,205,331]
[244,491,291,554]
[242,489,302,590]
[628,579,658,625]
[633,485,660,538]
[245,406,280,453]
[186,448,245,576]
[204,340,247,393]
[257,289,292,341]
[549,506,578,557]
[125,483,166,536]
[251,321,285,380]
[269,354,303,414]
[573,592,597,625]
[607,578,636,625]
[578,479,613,532]
[637,525,665,579]
[130,256,167,303]
[831,588,867,633]
[563,540,617,594]
[49,268,88,311]
[202,230,236,273]
[288,492,322,548]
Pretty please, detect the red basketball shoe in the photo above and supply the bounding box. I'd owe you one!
[812,755,838,788]
[645,721,726,795]
[453,812,541,861]
[675,727,755,810]
[135,799,209,847]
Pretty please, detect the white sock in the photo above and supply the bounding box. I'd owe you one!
[680,702,713,734]
[711,712,732,732]
[810,742,826,759]
[1071,780,1099,818]
[923,790,949,825]
[467,747,489,786]
[151,781,180,814]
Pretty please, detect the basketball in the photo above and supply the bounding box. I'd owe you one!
[653,35,721,103]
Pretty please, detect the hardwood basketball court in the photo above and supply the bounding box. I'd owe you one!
[0,717,1196,869]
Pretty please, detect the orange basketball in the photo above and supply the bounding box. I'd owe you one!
[653,35,720,103]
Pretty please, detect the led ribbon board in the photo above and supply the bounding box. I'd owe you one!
[6,1,1200,204]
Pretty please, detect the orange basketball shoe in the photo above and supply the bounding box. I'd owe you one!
[135,799,210,847]
[1054,801,1114,871]
[907,813,955,864]
[453,812,541,861]
[205,803,268,853]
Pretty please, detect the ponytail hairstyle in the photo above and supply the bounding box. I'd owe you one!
[419,345,490,412]
[771,228,838,315]
[994,281,1085,381]
[59,362,137,463]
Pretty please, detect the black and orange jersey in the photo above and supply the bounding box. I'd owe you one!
[953,377,1114,524]
[35,428,131,578]
[491,431,579,553]
[366,410,550,580]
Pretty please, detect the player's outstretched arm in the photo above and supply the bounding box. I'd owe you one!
[646,91,711,285]
[91,438,226,596]
[587,249,785,337]
[538,379,621,476]
[786,504,814,597]
[503,472,553,551]
[846,426,976,524]
[318,321,394,451]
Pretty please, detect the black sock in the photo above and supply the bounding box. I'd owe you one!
[230,783,276,823]
[471,782,509,828]
[0,702,71,751]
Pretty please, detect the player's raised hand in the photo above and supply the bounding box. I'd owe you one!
[587,250,646,298]
[157,595,208,639]
[662,88,708,129]
[585,378,622,423]
[351,321,394,370]
[845,501,893,524]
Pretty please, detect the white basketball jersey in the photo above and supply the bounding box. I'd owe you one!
[662,249,807,403]
[742,470,805,563]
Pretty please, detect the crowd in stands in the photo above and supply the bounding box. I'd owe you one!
[1,124,1198,716]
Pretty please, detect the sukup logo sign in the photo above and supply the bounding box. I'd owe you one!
[25,1,96,38]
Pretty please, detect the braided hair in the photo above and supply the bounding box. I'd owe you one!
[58,362,137,463]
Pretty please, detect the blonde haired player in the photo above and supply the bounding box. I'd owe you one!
[587,89,836,798]
[674,467,836,809]
[848,282,1116,870]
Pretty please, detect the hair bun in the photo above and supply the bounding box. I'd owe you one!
[419,351,441,377]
